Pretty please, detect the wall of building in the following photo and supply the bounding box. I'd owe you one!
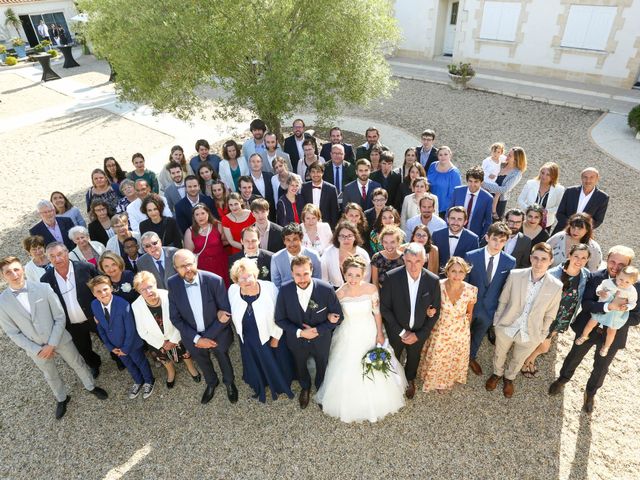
[0,1,77,45]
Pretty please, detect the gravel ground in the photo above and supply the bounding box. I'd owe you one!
[0,71,638,479]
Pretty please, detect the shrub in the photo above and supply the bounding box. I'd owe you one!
[34,43,45,53]
[41,39,52,47]
[11,38,25,47]
[48,49,59,58]
[0,45,6,54]
[5,56,18,66]
[448,62,476,78]
[628,105,640,134]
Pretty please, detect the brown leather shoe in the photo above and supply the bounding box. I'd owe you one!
[583,392,595,414]
[503,378,514,398]
[405,380,416,400]
[548,379,566,396]
[485,374,502,391]
[469,359,483,376]
[299,389,310,409]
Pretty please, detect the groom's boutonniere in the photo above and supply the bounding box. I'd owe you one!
[308,299,319,311]
[260,266,269,277]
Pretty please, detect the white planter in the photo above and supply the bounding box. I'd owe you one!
[448,73,473,90]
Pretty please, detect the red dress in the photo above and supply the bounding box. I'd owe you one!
[221,212,256,255]
[190,225,230,286]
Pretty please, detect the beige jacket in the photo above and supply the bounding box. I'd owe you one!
[493,268,563,345]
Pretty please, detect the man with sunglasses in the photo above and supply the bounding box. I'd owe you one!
[136,232,178,289]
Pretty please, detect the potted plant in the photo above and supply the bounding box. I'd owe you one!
[12,37,26,59]
[5,56,18,66]
[448,62,476,90]
[48,49,59,58]
[628,105,640,140]
[0,45,6,64]
[41,39,52,51]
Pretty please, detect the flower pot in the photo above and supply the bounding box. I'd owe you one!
[14,45,26,58]
[448,72,473,90]
[0,53,6,64]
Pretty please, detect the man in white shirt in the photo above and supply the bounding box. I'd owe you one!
[553,167,609,233]
[126,179,173,232]
[404,194,447,239]
[486,243,562,398]
[37,20,50,41]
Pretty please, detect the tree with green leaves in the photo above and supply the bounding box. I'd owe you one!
[79,0,399,138]
[4,8,22,38]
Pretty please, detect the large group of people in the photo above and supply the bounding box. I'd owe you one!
[0,119,636,424]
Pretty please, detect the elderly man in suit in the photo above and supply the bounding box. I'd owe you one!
[553,167,609,233]
[301,162,340,229]
[40,241,103,377]
[415,129,438,172]
[341,159,382,211]
[549,245,640,413]
[136,232,178,289]
[322,144,356,200]
[451,166,493,238]
[380,243,442,399]
[168,249,238,405]
[275,255,343,408]
[464,222,516,376]
[432,207,480,273]
[370,151,402,207]
[0,257,107,419]
[486,242,562,398]
[319,127,355,162]
[270,223,321,289]
[175,175,215,233]
[502,208,532,268]
[29,200,76,251]
[228,226,273,281]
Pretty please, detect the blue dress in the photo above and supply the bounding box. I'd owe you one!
[239,292,295,402]
[427,163,462,215]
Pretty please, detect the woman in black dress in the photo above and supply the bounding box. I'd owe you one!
[139,194,183,248]
[87,199,115,246]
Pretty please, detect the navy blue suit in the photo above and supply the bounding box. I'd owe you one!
[558,269,639,396]
[174,194,214,233]
[432,227,479,272]
[451,186,493,238]
[275,279,343,390]
[415,145,438,172]
[301,181,340,229]
[553,186,609,233]
[341,179,382,211]
[29,217,76,251]
[92,295,153,384]
[168,271,234,386]
[464,248,516,359]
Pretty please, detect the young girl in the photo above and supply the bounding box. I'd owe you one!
[576,266,639,356]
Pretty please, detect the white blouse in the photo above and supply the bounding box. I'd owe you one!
[321,245,371,288]
[517,179,565,228]
[302,222,333,256]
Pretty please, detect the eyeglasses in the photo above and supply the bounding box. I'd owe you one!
[339,234,355,240]
[142,240,159,249]
[413,233,428,239]
[138,285,155,293]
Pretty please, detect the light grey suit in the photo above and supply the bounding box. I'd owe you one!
[164,183,185,214]
[136,247,178,289]
[0,281,95,401]
[259,149,293,173]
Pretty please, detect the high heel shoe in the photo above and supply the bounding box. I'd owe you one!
[166,376,175,389]
[190,372,201,383]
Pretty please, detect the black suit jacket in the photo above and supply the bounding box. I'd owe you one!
[284,135,317,172]
[301,181,340,229]
[265,222,285,253]
[370,170,402,207]
[571,269,639,350]
[415,145,439,172]
[323,161,356,193]
[175,194,214,233]
[380,266,442,342]
[250,171,275,206]
[40,261,100,325]
[228,249,273,281]
[30,217,76,251]
[510,233,532,268]
[88,219,110,247]
[553,186,609,233]
[319,142,355,162]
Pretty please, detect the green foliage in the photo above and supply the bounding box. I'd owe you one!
[5,56,18,66]
[41,40,52,47]
[0,45,6,54]
[11,38,25,47]
[628,105,640,133]
[49,49,59,58]
[4,8,22,37]
[79,0,400,136]
[34,43,45,52]
[448,62,475,78]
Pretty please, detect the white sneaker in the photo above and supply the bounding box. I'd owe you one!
[128,383,142,399]
[142,382,155,399]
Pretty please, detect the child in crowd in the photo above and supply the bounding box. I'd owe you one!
[576,266,639,356]
[482,142,506,219]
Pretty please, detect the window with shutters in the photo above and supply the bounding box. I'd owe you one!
[560,5,616,51]
[479,1,521,42]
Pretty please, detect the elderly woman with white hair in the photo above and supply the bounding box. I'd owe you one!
[228,257,294,403]
[131,271,201,388]
[68,226,106,266]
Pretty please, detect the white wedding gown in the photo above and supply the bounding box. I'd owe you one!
[315,293,407,423]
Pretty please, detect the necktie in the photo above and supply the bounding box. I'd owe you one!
[466,193,475,224]
[292,200,300,223]
[335,166,341,194]
[131,259,137,270]
[361,184,367,202]
[11,287,28,296]
[312,186,322,189]
[156,260,165,278]
[449,235,459,239]
[104,307,111,323]
[486,255,494,284]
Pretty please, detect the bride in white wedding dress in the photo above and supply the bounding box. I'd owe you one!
[315,256,407,423]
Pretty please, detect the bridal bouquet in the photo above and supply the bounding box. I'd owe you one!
[362,346,395,381]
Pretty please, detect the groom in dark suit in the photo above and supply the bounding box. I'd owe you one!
[380,243,441,399]
[552,167,608,233]
[275,255,343,409]
[168,249,237,405]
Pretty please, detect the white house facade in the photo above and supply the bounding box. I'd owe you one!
[394,0,640,89]
[1,0,77,48]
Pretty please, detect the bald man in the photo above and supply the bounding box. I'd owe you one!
[553,167,609,233]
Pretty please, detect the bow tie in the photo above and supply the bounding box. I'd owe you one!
[246,255,258,260]
[312,186,322,189]
[185,282,199,288]
[449,235,459,239]
[11,287,28,296]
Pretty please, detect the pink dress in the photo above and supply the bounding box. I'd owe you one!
[418,281,477,391]
[190,226,230,287]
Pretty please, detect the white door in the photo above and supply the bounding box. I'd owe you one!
[443,1,459,56]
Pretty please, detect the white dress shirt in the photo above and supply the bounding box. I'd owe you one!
[503,272,544,342]
[252,173,266,198]
[311,183,322,206]
[296,284,314,338]
[504,235,518,256]
[126,195,173,232]
[184,275,205,343]
[402,270,421,336]
[577,188,595,214]
[54,263,87,324]
[465,190,478,220]
[484,248,500,282]
[295,138,304,160]
[448,229,461,256]
[11,288,31,314]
